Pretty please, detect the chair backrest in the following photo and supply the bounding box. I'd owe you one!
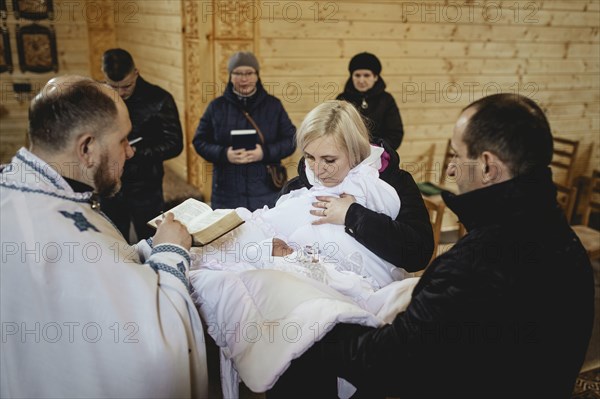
[423,196,446,263]
[579,174,600,227]
[551,136,579,187]
[401,143,435,183]
[440,139,454,185]
[555,183,577,223]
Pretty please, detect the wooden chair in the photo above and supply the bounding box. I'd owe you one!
[551,136,579,187]
[440,138,454,185]
[555,182,577,223]
[417,139,467,240]
[404,143,435,181]
[571,175,600,261]
[422,196,446,265]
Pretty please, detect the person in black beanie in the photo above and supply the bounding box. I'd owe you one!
[337,52,404,150]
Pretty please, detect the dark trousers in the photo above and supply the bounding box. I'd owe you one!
[265,339,338,399]
[101,189,164,243]
[265,323,384,399]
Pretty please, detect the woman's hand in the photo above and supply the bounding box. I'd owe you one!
[226,145,264,164]
[227,147,246,164]
[310,194,356,225]
[245,144,264,163]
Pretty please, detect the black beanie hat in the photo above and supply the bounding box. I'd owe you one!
[348,52,382,75]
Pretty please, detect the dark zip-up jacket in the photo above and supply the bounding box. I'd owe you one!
[315,167,594,399]
[193,81,296,211]
[119,76,184,194]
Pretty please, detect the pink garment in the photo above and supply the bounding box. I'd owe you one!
[379,147,391,173]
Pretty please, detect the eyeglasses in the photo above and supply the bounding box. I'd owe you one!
[231,71,257,78]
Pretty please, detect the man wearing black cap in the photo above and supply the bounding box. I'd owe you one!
[101,48,184,242]
[337,52,404,150]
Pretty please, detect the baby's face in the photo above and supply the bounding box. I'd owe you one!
[304,136,351,187]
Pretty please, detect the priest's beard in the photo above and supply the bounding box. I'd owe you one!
[94,152,121,197]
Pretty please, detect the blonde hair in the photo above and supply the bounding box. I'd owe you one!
[296,100,371,168]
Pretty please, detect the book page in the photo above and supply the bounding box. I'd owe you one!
[148,198,212,228]
[188,209,233,232]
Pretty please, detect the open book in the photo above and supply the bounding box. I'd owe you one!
[147,198,244,246]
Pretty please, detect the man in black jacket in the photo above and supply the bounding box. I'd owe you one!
[268,93,595,399]
[100,48,183,242]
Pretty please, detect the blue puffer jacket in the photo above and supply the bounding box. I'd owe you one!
[193,81,296,210]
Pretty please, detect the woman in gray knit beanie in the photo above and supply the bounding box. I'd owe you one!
[228,51,260,74]
[227,51,260,96]
[192,50,297,211]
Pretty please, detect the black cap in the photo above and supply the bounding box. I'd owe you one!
[348,52,382,75]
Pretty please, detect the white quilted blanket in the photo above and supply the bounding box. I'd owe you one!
[190,268,419,397]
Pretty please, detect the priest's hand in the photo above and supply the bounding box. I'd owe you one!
[153,212,192,250]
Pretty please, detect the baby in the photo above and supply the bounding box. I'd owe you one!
[193,101,408,301]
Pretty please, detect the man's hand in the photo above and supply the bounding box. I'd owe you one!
[310,194,356,226]
[153,212,192,250]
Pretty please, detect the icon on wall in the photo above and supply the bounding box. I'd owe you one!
[16,23,57,73]
[12,0,54,21]
[0,0,12,74]
[0,27,12,73]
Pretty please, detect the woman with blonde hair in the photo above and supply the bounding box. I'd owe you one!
[283,100,432,274]
[190,100,431,397]
[194,100,409,288]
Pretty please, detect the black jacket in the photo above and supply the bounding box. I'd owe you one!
[325,167,595,398]
[120,76,183,194]
[281,139,434,272]
[337,77,404,149]
[193,81,296,211]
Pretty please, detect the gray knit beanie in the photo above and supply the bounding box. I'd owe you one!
[227,51,260,74]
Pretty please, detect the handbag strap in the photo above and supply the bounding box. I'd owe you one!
[242,111,266,145]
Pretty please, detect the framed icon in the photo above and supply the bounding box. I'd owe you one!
[16,23,58,73]
[0,27,13,73]
[12,0,54,21]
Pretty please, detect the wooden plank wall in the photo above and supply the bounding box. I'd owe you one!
[113,0,188,179]
[2,0,598,187]
[0,0,91,162]
[254,0,600,182]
